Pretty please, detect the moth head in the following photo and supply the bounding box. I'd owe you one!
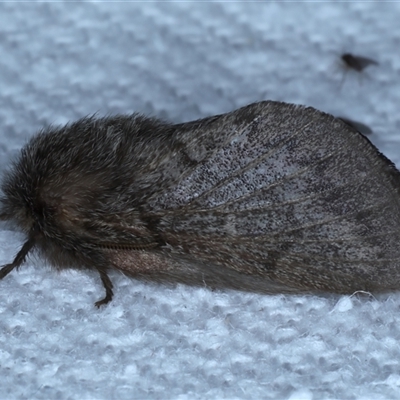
[3,122,98,222]
[0,173,37,234]
[1,169,90,241]
[0,144,68,239]
[0,151,108,277]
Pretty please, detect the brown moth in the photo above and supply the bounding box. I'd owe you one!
[1,101,400,307]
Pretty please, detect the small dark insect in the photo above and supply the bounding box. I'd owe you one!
[1,101,400,307]
[341,53,379,72]
[338,117,373,136]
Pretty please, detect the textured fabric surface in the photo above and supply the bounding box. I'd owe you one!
[0,3,399,399]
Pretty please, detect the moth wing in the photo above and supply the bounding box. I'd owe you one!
[148,101,400,293]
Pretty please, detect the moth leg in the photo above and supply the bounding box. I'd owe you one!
[94,268,114,307]
[0,236,36,279]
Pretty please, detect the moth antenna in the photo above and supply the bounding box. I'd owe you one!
[94,268,114,308]
[0,233,37,279]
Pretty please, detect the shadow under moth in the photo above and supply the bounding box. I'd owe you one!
[1,101,399,307]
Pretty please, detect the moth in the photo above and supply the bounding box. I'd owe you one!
[1,101,400,307]
[341,53,379,72]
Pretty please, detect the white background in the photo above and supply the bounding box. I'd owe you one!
[0,3,399,399]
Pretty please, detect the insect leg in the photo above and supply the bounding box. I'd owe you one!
[94,268,114,307]
[0,235,36,279]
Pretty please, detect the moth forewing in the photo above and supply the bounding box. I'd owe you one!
[150,102,400,293]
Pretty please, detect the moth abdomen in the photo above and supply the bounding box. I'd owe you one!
[1,101,400,307]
